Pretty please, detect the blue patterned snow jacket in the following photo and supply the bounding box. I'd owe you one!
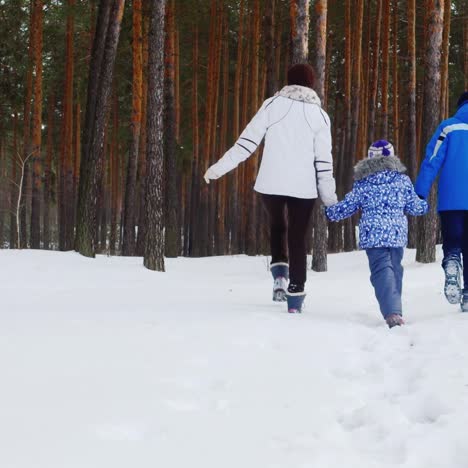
[326,156,429,249]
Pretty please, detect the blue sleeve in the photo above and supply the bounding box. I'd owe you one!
[414,121,449,199]
[325,184,361,222]
[403,175,429,216]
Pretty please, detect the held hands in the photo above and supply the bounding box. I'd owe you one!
[203,166,221,184]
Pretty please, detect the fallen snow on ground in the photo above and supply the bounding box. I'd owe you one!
[1,248,468,468]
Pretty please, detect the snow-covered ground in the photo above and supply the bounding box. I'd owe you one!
[1,248,468,468]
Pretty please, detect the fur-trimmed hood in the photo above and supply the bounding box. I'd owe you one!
[275,85,321,106]
[354,156,406,181]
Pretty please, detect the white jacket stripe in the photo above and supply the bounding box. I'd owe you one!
[430,123,468,161]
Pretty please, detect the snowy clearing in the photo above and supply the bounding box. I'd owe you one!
[1,248,468,468]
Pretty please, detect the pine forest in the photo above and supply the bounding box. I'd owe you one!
[0,0,467,271]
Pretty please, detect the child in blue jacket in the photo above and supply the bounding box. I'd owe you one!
[326,140,428,328]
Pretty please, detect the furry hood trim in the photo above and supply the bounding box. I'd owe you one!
[354,156,407,181]
[275,85,321,105]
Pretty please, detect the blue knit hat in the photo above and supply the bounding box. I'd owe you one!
[457,92,468,109]
[368,140,395,159]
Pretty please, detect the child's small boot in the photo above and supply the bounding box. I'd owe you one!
[385,313,404,329]
[461,291,468,312]
[286,284,306,313]
[443,255,463,305]
[270,263,289,302]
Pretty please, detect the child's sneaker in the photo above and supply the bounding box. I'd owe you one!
[386,313,404,329]
[271,263,289,302]
[461,291,468,312]
[286,284,305,313]
[443,257,462,305]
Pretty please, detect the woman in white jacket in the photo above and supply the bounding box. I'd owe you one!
[204,64,338,313]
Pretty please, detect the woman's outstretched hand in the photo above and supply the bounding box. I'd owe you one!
[203,166,220,184]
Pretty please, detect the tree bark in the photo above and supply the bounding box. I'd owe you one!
[122,0,143,256]
[392,2,399,151]
[290,0,310,64]
[368,0,382,144]
[312,0,328,273]
[30,0,44,249]
[439,0,451,120]
[75,0,125,258]
[9,113,18,248]
[136,12,149,257]
[188,24,200,257]
[407,0,418,248]
[230,0,244,254]
[59,0,75,251]
[215,11,229,256]
[143,0,166,271]
[380,0,391,138]
[43,95,54,250]
[246,0,260,255]
[164,0,179,257]
[109,93,119,255]
[464,1,468,90]
[264,0,277,97]
[416,0,444,264]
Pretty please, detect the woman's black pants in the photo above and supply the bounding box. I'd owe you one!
[262,194,316,289]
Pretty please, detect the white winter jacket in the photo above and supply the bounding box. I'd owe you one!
[209,85,338,205]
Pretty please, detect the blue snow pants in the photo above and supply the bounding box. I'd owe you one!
[366,248,404,318]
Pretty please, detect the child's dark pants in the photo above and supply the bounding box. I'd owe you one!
[262,194,315,290]
[440,211,468,291]
[366,247,404,318]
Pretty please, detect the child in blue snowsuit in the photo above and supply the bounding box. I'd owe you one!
[326,140,428,328]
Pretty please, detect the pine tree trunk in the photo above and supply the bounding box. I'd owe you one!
[59,0,75,251]
[312,0,328,273]
[198,0,217,257]
[392,2,399,151]
[73,101,81,232]
[416,0,444,264]
[122,0,142,256]
[209,4,224,256]
[290,0,310,64]
[136,13,149,257]
[344,0,362,252]
[380,0,391,138]
[10,112,19,248]
[75,0,125,258]
[20,3,37,249]
[264,0,277,97]
[164,0,179,257]
[407,0,418,248]
[109,93,118,255]
[464,1,468,90]
[175,28,180,144]
[188,25,200,257]
[368,0,382,144]
[230,0,244,254]
[439,0,451,120]
[246,0,260,255]
[30,0,44,249]
[99,146,109,252]
[143,0,166,272]
[240,14,252,253]
[43,95,54,249]
[215,12,229,256]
